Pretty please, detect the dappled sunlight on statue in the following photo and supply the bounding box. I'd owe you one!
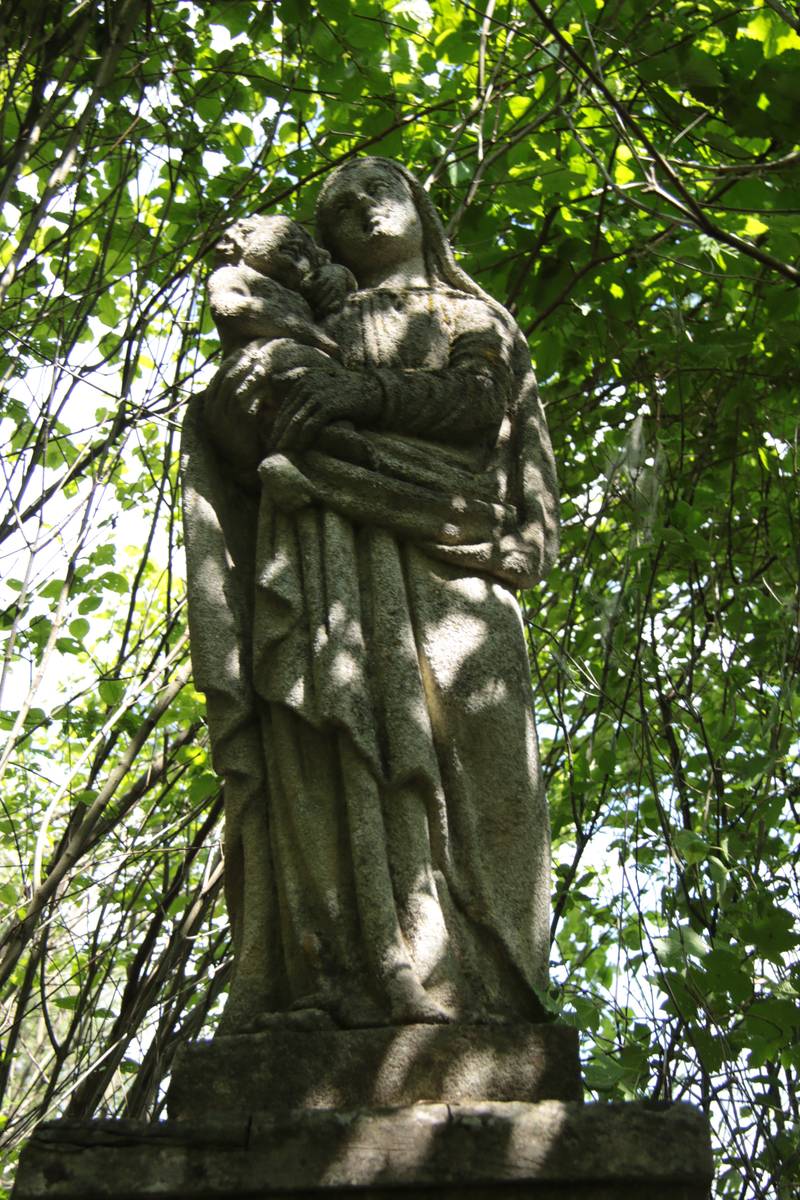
[182,156,560,1033]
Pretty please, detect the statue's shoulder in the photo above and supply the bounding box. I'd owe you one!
[434,286,518,343]
[208,261,281,298]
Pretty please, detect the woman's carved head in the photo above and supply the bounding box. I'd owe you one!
[315,160,424,283]
[316,157,484,297]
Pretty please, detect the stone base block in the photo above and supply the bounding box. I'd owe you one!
[167,1023,582,1119]
[12,1101,714,1200]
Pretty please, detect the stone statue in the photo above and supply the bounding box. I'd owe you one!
[182,157,560,1034]
[11,162,716,1200]
[208,214,355,357]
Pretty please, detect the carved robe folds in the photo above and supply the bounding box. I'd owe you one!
[182,285,559,1030]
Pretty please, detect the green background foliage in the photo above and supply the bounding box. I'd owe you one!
[0,1,798,1196]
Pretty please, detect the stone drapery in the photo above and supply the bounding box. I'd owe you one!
[183,279,558,1030]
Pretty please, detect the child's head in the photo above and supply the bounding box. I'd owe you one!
[214,215,329,291]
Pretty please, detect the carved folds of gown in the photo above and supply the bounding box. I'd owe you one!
[182,284,559,1029]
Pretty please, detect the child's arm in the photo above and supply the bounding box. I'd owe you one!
[308,263,357,319]
[210,265,340,356]
[209,265,287,341]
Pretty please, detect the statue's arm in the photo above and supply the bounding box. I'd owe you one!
[208,266,280,337]
[306,263,358,318]
[271,314,515,451]
[370,330,511,444]
[203,339,338,471]
[209,266,336,352]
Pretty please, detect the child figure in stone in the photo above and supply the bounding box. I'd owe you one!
[205,214,356,469]
[209,214,355,356]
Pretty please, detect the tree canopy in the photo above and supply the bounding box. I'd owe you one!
[0,2,798,1196]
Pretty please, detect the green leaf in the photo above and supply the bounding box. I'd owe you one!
[40,580,66,601]
[100,572,129,595]
[188,774,220,803]
[98,680,126,707]
[654,925,710,964]
[53,994,78,1011]
[673,829,708,865]
[740,907,800,962]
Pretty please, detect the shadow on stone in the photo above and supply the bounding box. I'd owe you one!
[12,1021,713,1200]
[166,1023,582,1118]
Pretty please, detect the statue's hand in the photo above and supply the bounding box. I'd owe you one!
[272,367,380,451]
[213,339,273,415]
[215,339,336,414]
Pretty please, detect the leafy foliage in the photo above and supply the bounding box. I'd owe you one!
[0,2,798,1196]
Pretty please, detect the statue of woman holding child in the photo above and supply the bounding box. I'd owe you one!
[182,158,559,1033]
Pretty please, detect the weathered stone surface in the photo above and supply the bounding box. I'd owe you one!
[183,157,561,1033]
[167,1022,581,1120]
[208,214,354,358]
[12,1101,714,1200]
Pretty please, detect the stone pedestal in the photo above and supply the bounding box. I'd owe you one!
[12,1101,713,1199]
[166,1023,583,1118]
[11,1024,714,1199]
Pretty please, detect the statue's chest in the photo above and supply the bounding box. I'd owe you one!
[325,293,455,370]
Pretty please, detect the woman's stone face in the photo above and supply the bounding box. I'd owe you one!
[320,163,424,280]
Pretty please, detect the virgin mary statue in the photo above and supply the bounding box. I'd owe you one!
[182,158,560,1032]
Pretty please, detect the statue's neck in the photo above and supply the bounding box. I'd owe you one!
[356,253,428,290]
